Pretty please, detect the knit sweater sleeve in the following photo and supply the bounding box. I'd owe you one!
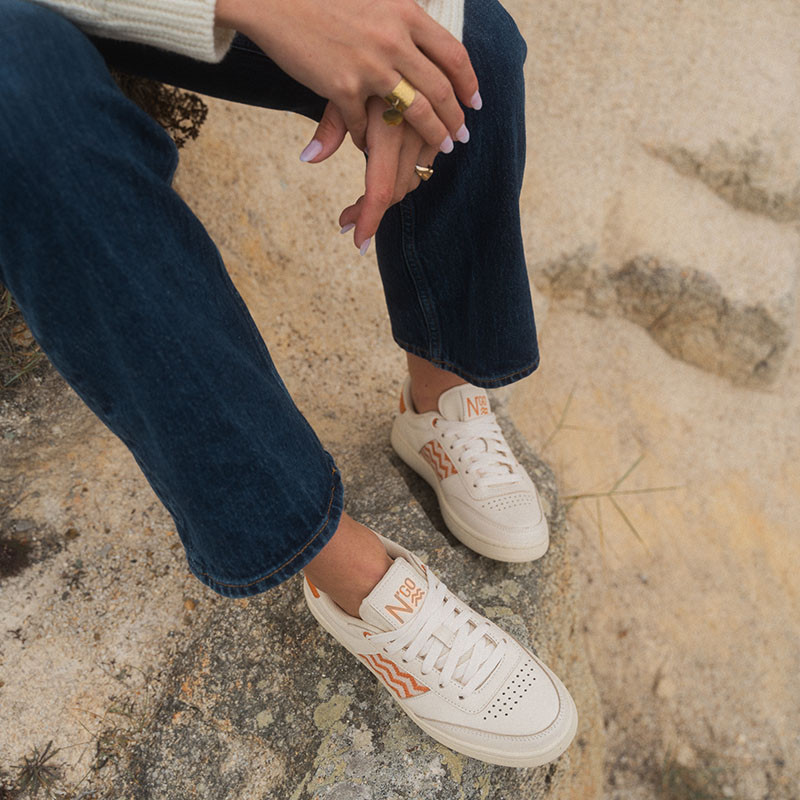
[26,0,463,64]
[416,0,464,42]
[26,0,236,62]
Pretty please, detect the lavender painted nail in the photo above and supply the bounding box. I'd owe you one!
[456,124,470,143]
[340,223,355,234]
[471,90,483,110]
[299,139,323,162]
[440,135,454,154]
[359,237,372,256]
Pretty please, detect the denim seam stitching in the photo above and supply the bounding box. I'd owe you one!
[399,196,440,359]
[197,464,339,588]
[393,335,539,387]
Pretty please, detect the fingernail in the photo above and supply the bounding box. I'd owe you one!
[471,90,483,110]
[299,139,323,162]
[456,124,470,143]
[440,135,454,154]
[359,237,372,256]
[339,223,355,234]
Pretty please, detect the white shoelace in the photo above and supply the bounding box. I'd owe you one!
[435,413,523,489]
[369,573,506,698]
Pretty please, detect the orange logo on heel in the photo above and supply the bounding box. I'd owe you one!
[384,577,426,623]
[466,395,490,418]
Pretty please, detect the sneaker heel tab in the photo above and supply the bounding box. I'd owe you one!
[305,575,321,598]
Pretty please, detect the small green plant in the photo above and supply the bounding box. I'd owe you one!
[12,741,62,798]
[563,453,681,549]
[542,388,681,547]
[540,385,587,452]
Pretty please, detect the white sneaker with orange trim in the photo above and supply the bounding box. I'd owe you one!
[303,534,578,768]
[391,377,549,562]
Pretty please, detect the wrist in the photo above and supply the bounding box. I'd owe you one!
[215,0,250,29]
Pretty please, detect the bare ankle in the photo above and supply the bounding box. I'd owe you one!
[406,352,466,413]
[304,514,393,617]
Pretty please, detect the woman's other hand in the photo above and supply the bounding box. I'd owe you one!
[301,98,443,253]
[215,0,480,152]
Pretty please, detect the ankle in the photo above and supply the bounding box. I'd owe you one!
[406,353,466,413]
[304,514,393,617]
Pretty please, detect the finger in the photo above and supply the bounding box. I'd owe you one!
[394,129,426,200]
[338,195,365,232]
[352,103,404,252]
[300,100,348,163]
[336,96,369,153]
[408,141,440,194]
[381,69,458,155]
[406,8,481,112]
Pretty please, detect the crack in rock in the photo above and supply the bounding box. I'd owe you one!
[643,140,800,223]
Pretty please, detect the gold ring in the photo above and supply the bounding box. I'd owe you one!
[414,164,434,181]
[382,78,416,126]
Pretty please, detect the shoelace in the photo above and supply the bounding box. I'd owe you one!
[435,413,523,489]
[369,573,506,698]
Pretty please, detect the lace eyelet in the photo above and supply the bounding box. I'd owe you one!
[458,695,465,700]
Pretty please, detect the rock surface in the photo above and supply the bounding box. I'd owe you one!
[0,365,601,798]
[512,0,800,385]
[511,307,800,798]
[104,402,601,800]
[4,1,800,797]
[0,93,601,799]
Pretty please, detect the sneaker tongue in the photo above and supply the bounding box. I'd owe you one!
[358,558,428,632]
[437,384,491,422]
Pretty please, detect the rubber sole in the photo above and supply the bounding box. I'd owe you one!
[304,579,579,768]
[390,421,549,562]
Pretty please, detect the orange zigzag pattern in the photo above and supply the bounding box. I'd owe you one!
[420,440,457,481]
[359,653,430,698]
[407,587,424,605]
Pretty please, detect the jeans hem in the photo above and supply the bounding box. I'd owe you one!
[394,336,540,388]
[188,462,344,598]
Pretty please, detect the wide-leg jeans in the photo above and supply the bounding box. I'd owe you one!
[0,0,537,597]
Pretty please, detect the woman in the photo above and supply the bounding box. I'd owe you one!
[0,0,577,767]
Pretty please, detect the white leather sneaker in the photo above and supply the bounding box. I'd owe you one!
[391,377,549,562]
[303,534,577,768]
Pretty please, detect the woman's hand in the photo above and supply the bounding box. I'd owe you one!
[302,98,443,252]
[215,0,480,153]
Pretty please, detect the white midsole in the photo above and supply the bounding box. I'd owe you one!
[390,422,549,563]
[303,579,578,768]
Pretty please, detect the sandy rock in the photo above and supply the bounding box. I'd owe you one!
[508,0,800,386]
[0,93,601,798]
[101,401,602,799]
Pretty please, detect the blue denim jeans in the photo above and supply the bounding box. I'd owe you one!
[0,0,536,597]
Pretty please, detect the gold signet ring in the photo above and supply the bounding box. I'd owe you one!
[382,78,417,126]
[414,164,434,181]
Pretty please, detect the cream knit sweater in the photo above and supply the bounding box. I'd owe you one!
[27,0,464,63]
